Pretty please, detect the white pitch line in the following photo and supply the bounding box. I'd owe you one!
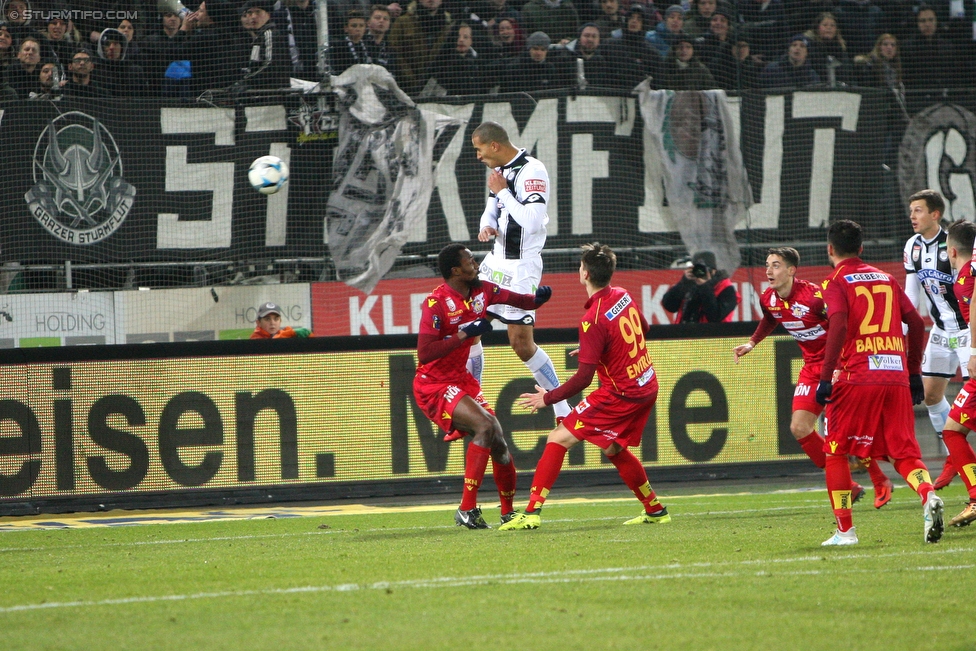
[1,553,971,614]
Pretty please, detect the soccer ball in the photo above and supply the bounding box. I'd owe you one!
[248,155,289,195]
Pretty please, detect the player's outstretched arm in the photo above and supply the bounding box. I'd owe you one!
[732,341,755,363]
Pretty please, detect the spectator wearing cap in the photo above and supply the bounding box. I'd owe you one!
[96,28,149,96]
[250,302,313,339]
[501,30,560,92]
[605,4,660,88]
[62,46,110,98]
[387,0,455,96]
[240,0,292,90]
[696,2,737,85]
[736,0,786,61]
[760,33,820,88]
[180,0,246,93]
[684,0,720,36]
[41,17,75,71]
[803,11,852,86]
[520,0,580,43]
[141,8,192,97]
[662,251,739,323]
[559,22,610,87]
[0,23,17,81]
[659,31,716,88]
[645,5,684,57]
[593,0,626,39]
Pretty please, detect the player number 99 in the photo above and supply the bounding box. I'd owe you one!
[619,307,646,358]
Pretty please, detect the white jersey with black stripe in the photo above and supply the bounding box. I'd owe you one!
[903,228,966,333]
[479,149,549,261]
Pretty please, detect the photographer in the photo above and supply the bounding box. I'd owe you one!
[662,251,739,323]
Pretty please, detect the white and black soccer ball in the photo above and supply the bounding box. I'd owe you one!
[248,155,289,195]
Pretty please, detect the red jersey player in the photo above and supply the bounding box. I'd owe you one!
[816,220,941,546]
[500,243,670,530]
[733,248,892,508]
[415,244,552,529]
[937,220,976,527]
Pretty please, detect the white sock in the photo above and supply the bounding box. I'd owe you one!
[525,347,571,418]
[466,341,484,384]
[927,398,950,454]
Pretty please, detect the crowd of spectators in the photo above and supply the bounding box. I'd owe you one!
[0,0,974,100]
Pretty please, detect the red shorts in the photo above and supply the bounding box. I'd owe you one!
[562,381,658,450]
[413,373,493,435]
[949,377,976,431]
[823,382,921,460]
[793,363,824,416]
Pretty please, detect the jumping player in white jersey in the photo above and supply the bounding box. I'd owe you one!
[464,121,572,427]
[903,189,970,489]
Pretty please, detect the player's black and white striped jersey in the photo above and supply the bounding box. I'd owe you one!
[479,149,549,260]
[903,228,966,332]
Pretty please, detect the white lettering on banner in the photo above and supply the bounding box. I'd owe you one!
[746,95,784,230]
[156,107,237,250]
[382,295,409,334]
[421,103,476,242]
[792,92,861,228]
[482,99,559,234]
[641,284,672,324]
[925,129,976,222]
[410,293,427,333]
[571,133,608,234]
[350,295,380,335]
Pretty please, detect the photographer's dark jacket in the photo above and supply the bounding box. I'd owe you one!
[662,272,739,323]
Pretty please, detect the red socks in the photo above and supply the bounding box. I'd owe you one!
[608,448,662,513]
[460,442,491,511]
[824,454,854,532]
[797,432,827,468]
[863,457,890,490]
[942,429,976,500]
[892,457,935,503]
[492,456,518,514]
[526,442,567,513]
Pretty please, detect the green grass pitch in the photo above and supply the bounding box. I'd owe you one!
[2,480,975,651]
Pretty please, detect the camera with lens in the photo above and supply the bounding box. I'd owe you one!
[691,262,710,279]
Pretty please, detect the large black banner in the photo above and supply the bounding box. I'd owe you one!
[2,88,974,267]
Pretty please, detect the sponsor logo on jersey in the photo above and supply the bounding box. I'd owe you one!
[790,303,810,319]
[442,411,451,421]
[940,250,949,261]
[524,179,547,193]
[790,325,826,341]
[961,413,971,424]
[912,243,921,262]
[954,388,969,408]
[843,272,888,283]
[604,294,632,321]
[446,297,456,311]
[782,320,804,329]
[794,383,811,397]
[427,298,437,307]
[443,385,461,402]
[829,441,839,453]
[574,420,585,430]
[769,293,778,307]
[582,321,591,332]
[867,354,904,371]
[636,366,656,387]
[432,314,440,330]
[488,270,513,287]
[917,268,953,284]
[575,397,590,413]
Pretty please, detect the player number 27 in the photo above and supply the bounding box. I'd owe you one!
[619,306,646,358]
[854,285,893,335]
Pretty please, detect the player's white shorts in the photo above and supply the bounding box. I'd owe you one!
[479,252,542,325]
[922,325,970,379]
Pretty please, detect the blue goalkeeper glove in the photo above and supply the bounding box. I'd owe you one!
[815,380,833,406]
[909,374,924,405]
[535,286,552,306]
[459,318,492,337]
